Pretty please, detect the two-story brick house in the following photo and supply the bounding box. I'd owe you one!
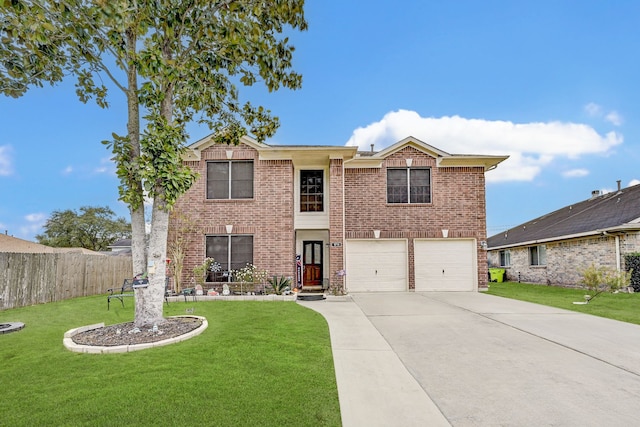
[170,135,507,293]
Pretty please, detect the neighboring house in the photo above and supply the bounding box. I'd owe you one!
[170,135,507,292]
[107,238,132,255]
[487,183,640,286]
[0,233,103,255]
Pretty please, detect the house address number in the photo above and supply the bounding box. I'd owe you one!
[331,242,342,247]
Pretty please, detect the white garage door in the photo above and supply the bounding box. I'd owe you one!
[415,239,476,291]
[346,239,407,292]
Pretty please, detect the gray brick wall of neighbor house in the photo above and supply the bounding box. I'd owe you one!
[488,233,640,286]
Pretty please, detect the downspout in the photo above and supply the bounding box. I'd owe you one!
[603,231,622,271]
[342,159,346,292]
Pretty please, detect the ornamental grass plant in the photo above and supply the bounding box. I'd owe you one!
[0,296,340,426]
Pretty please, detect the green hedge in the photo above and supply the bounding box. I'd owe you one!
[625,253,640,292]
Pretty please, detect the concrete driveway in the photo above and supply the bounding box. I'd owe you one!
[300,292,640,426]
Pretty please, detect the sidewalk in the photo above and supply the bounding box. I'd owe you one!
[298,296,451,427]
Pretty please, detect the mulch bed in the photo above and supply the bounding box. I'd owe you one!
[71,317,202,347]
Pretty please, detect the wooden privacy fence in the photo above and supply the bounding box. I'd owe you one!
[0,252,133,310]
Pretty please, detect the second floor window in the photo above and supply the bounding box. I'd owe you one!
[300,170,324,212]
[207,161,253,199]
[387,168,431,204]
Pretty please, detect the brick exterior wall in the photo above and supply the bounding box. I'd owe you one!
[171,143,491,291]
[169,143,295,287]
[344,147,488,289]
[328,158,345,292]
[487,232,640,287]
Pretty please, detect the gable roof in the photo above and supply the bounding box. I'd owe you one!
[183,134,508,170]
[183,134,357,162]
[487,183,640,250]
[345,136,509,170]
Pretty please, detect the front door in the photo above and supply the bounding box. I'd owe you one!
[303,241,323,287]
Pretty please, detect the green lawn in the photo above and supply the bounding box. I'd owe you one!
[0,296,341,427]
[487,281,640,325]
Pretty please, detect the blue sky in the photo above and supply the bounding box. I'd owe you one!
[2,0,640,240]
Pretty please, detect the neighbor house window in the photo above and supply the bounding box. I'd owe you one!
[205,235,253,281]
[300,170,324,212]
[529,245,546,266]
[207,161,253,199]
[387,168,431,204]
[499,250,511,267]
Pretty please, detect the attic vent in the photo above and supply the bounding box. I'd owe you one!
[591,190,601,198]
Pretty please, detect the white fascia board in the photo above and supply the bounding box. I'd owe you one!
[437,155,509,171]
[259,146,357,163]
[344,158,383,168]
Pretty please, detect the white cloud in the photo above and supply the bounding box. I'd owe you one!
[584,102,602,117]
[94,157,115,174]
[19,213,48,238]
[345,110,623,183]
[62,166,73,175]
[629,179,640,187]
[605,111,623,126]
[0,145,14,176]
[25,213,47,223]
[584,102,623,126]
[562,169,589,178]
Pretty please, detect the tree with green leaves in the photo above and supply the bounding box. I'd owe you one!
[1,1,306,327]
[36,206,131,251]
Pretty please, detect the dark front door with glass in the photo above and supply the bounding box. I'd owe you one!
[303,241,323,287]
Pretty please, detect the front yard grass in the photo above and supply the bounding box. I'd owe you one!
[0,296,341,426]
[487,281,640,325]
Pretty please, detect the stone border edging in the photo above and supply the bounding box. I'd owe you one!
[0,321,25,334]
[63,315,208,354]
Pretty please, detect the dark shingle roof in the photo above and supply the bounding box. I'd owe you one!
[488,183,640,249]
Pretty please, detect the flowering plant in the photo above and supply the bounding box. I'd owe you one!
[232,263,268,284]
[193,257,216,285]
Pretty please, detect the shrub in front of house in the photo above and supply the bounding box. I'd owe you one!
[625,253,640,292]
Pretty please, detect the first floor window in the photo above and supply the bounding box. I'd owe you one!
[205,235,253,281]
[529,245,546,266]
[499,250,511,267]
[387,168,431,204]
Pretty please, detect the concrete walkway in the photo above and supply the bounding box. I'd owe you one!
[299,292,640,426]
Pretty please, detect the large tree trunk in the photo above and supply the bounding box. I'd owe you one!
[131,204,147,329]
[123,27,155,327]
[130,205,146,277]
[134,198,169,327]
[133,33,176,328]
